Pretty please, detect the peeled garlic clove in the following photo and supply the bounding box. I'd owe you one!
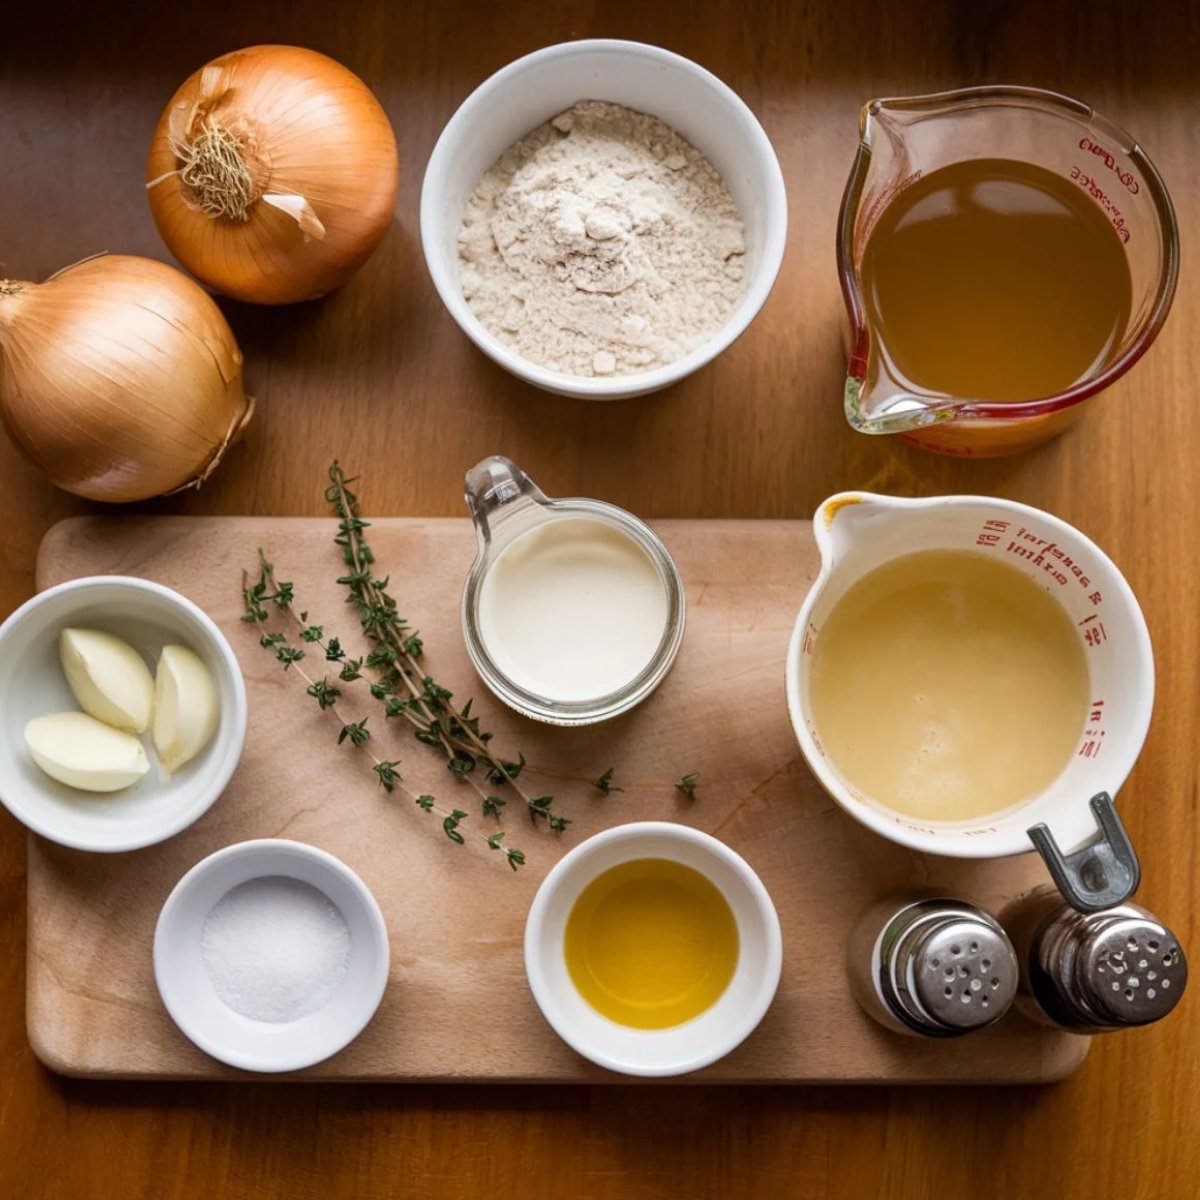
[25,712,150,793]
[153,644,219,776]
[59,628,155,734]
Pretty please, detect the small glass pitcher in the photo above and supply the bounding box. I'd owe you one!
[837,85,1179,457]
[462,456,686,726]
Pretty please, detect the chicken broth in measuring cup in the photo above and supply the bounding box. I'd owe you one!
[809,549,1089,822]
[860,158,1133,403]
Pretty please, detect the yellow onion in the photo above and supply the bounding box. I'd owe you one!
[0,255,254,502]
[146,45,399,305]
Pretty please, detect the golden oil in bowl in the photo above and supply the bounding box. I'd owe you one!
[563,858,739,1029]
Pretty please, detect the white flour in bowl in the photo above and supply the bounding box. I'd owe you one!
[458,101,747,378]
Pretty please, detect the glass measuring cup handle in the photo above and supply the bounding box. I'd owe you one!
[464,455,550,547]
[1027,793,1141,913]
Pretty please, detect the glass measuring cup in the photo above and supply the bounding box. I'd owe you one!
[787,493,1150,911]
[837,86,1179,457]
[462,456,685,726]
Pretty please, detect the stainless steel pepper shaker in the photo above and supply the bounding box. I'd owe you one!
[847,897,1019,1037]
[1002,887,1188,1032]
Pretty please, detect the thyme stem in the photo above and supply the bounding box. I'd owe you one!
[241,568,525,870]
[324,463,568,833]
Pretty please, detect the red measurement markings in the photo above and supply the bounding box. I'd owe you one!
[801,621,818,655]
[1005,539,1069,586]
[807,723,826,757]
[1078,137,1140,194]
[1069,165,1132,244]
[1078,698,1108,759]
[1078,613,1107,647]
[1002,527,1103,603]
[892,816,937,837]
[975,517,1010,548]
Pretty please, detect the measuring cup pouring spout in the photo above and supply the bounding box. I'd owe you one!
[809,492,901,574]
[788,493,1154,910]
[837,86,1179,457]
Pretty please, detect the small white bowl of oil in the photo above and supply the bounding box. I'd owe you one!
[524,822,781,1077]
[154,839,390,1074]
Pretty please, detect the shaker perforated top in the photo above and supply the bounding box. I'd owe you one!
[1076,914,1187,1027]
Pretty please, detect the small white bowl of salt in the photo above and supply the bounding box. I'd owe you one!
[154,839,390,1073]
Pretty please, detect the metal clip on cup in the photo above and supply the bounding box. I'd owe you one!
[1028,793,1140,913]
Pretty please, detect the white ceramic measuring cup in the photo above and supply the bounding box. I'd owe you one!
[787,493,1152,911]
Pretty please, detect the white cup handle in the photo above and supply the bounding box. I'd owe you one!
[1027,793,1141,912]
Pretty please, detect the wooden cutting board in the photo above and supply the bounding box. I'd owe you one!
[27,516,1087,1083]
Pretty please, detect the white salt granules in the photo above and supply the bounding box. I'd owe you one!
[458,100,747,377]
[200,876,352,1023]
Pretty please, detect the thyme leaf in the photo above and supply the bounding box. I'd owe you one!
[594,768,623,795]
[675,772,700,797]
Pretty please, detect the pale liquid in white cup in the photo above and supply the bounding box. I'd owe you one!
[809,548,1090,823]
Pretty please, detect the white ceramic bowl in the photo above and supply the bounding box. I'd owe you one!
[525,822,782,1077]
[0,576,247,852]
[154,839,390,1074]
[420,39,788,399]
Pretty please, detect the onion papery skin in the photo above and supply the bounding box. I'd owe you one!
[0,255,254,503]
[147,45,400,305]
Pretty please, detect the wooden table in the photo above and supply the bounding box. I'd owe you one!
[1,2,1196,1196]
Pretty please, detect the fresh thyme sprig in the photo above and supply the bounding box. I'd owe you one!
[324,462,571,834]
[593,768,623,796]
[528,764,699,796]
[252,545,567,835]
[242,567,526,871]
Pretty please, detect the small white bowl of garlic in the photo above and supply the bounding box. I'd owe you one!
[0,576,246,852]
[420,39,788,399]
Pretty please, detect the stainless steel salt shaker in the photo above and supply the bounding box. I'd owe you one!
[1003,887,1188,1032]
[847,897,1019,1037]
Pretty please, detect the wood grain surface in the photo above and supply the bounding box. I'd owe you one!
[0,0,1196,1196]
[29,515,1087,1084]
